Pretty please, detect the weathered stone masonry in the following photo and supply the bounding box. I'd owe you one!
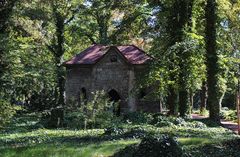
[63,44,160,113]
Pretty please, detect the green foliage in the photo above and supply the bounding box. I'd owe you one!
[150,113,175,127]
[64,111,85,129]
[1,112,240,157]
[187,139,240,157]
[0,99,21,128]
[123,112,153,124]
[134,135,183,157]
[220,108,237,122]
[65,90,118,129]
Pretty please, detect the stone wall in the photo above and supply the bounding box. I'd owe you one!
[64,48,159,113]
[65,66,93,104]
[92,48,130,112]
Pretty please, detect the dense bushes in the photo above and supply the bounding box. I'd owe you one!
[122,112,153,124]
[113,134,184,157]
[121,112,207,129]
[188,139,240,157]
[134,135,183,157]
[64,91,119,129]
[39,89,211,130]
[220,108,237,122]
[41,105,209,130]
[0,99,20,128]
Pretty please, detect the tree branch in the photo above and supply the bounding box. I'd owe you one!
[64,7,80,25]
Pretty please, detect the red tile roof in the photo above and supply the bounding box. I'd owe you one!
[63,44,151,65]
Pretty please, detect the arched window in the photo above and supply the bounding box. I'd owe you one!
[108,89,121,116]
[138,88,147,99]
[108,89,121,102]
[81,87,87,100]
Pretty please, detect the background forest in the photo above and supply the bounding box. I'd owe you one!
[0,0,240,156]
[1,0,240,122]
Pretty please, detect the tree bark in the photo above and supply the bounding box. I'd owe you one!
[205,0,220,122]
[167,87,178,115]
[189,90,194,113]
[172,0,193,117]
[200,81,208,114]
[49,4,66,106]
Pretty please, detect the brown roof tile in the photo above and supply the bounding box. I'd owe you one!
[63,44,151,65]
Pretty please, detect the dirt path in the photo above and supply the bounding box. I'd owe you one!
[221,119,239,134]
[191,114,239,134]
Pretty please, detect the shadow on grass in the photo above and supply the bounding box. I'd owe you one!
[187,138,240,157]
[188,118,220,127]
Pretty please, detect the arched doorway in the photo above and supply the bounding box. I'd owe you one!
[108,89,121,116]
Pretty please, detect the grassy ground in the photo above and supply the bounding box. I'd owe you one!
[1,139,139,157]
[0,113,240,157]
[0,114,139,157]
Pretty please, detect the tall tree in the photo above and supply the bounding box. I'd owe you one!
[71,0,150,45]
[163,0,194,116]
[0,0,16,81]
[148,0,206,116]
[177,0,194,117]
[47,0,68,106]
[205,0,220,121]
[24,0,80,106]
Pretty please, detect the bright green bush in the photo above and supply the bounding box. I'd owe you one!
[151,113,175,127]
[0,99,21,128]
[220,109,237,122]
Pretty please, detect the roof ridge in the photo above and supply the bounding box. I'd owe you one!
[63,44,151,66]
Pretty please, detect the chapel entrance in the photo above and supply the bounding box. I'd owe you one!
[108,89,121,116]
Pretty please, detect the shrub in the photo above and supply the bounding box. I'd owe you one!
[94,111,120,129]
[64,111,85,129]
[64,90,119,129]
[220,109,237,122]
[151,114,175,127]
[40,107,64,128]
[123,127,147,139]
[134,135,183,157]
[0,99,21,128]
[123,112,153,124]
[104,126,125,136]
[151,114,207,128]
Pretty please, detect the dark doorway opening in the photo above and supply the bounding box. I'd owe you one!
[81,87,87,100]
[108,89,121,116]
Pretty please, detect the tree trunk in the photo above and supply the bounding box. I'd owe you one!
[190,90,194,113]
[97,13,110,44]
[175,0,193,117]
[159,94,163,113]
[205,0,220,122]
[200,81,208,114]
[52,8,65,106]
[167,87,178,115]
[179,90,189,117]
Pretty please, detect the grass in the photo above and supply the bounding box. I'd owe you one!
[0,112,240,157]
[0,140,139,157]
[0,114,140,157]
[179,137,212,146]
